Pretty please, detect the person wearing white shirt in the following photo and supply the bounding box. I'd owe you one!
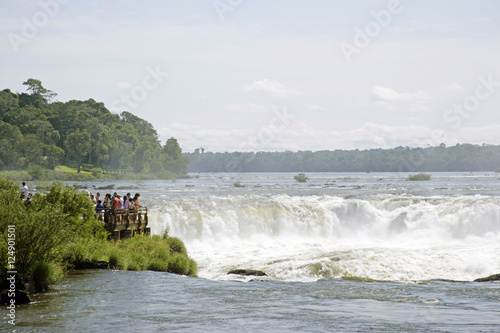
[22,182,29,199]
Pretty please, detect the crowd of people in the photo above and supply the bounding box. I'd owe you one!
[88,191,142,214]
[19,182,142,216]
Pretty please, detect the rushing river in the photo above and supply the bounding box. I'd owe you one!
[6,172,500,332]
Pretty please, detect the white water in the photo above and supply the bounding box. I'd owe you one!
[148,191,500,283]
[26,172,498,333]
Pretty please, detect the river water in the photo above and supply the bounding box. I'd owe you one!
[5,172,500,332]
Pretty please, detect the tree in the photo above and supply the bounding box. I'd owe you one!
[45,145,65,169]
[163,138,188,176]
[132,141,162,173]
[22,78,57,102]
[20,134,45,168]
[64,130,91,173]
[1,80,190,176]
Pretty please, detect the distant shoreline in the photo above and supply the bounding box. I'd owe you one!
[184,144,500,173]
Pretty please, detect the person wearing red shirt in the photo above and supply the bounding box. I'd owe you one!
[111,195,122,210]
[109,194,122,224]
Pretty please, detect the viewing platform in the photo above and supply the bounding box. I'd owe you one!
[97,207,150,240]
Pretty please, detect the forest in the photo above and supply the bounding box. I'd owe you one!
[185,144,500,173]
[0,79,188,179]
[3,79,500,177]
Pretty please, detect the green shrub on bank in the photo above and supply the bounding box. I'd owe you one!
[407,173,431,181]
[294,173,309,182]
[0,178,105,274]
[0,177,197,292]
[60,233,197,277]
[104,234,197,276]
[28,165,46,181]
[31,261,64,290]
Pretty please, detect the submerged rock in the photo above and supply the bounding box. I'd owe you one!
[228,269,268,277]
[1,288,31,304]
[0,275,33,304]
[474,273,500,282]
[73,260,110,270]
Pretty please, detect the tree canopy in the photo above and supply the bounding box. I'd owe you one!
[0,80,188,178]
[185,144,500,173]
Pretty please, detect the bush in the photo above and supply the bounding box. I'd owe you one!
[168,237,187,256]
[408,173,431,181]
[28,165,46,180]
[0,177,197,290]
[101,233,196,276]
[31,261,64,290]
[60,242,88,265]
[294,173,309,182]
[0,178,106,274]
[108,249,121,267]
[148,259,169,272]
[168,253,191,275]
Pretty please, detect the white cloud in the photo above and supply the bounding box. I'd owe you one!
[245,79,295,98]
[159,119,500,153]
[371,86,433,102]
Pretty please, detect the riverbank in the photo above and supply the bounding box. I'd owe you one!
[0,178,196,305]
[61,232,197,277]
[0,166,186,182]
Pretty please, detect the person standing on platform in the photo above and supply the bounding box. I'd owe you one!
[21,182,29,199]
[123,193,130,210]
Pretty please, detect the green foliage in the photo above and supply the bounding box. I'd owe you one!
[294,173,309,182]
[31,261,64,290]
[59,241,89,265]
[408,173,431,181]
[186,144,500,173]
[233,181,244,187]
[28,165,46,180]
[23,78,57,102]
[89,234,197,276]
[0,177,197,289]
[0,80,189,179]
[168,237,187,256]
[168,253,192,276]
[108,249,121,267]
[0,178,105,274]
[148,258,169,272]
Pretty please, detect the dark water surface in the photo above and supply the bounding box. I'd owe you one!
[9,269,500,333]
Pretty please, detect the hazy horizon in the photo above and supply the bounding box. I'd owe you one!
[1,0,500,153]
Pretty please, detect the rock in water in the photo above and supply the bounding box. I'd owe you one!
[474,273,500,282]
[228,269,267,277]
[1,289,31,304]
[73,259,110,270]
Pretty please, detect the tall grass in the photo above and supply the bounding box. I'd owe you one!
[60,234,197,277]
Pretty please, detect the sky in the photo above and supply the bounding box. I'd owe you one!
[1,0,500,153]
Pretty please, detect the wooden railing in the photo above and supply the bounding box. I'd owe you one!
[97,207,149,240]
